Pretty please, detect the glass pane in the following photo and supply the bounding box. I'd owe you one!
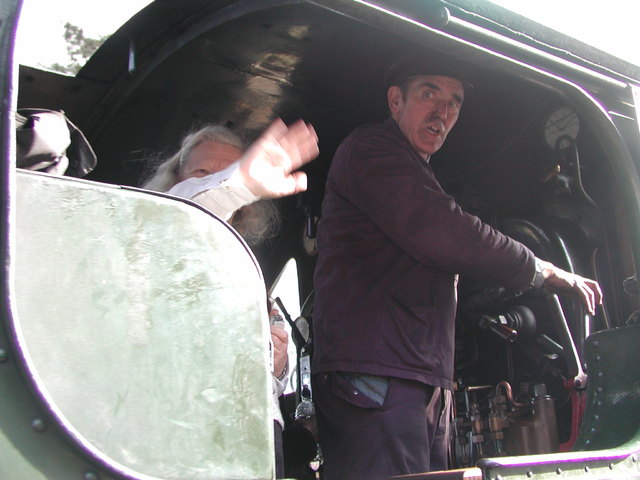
[11,170,274,479]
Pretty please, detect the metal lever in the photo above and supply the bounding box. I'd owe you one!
[479,306,536,343]
[479,315,518,342]
[546,294,587,389]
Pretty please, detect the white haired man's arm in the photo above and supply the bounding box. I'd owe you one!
[167,162,258,221]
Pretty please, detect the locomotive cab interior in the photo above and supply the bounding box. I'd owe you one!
[10,0,640,478]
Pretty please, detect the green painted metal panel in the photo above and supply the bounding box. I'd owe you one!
[1,170,274,479]
[576,324,640,451]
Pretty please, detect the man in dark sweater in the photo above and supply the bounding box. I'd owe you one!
[311,54,602,479]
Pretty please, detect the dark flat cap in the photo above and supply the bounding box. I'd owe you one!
[384,52,474,90]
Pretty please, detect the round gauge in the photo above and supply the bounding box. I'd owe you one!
[543,106,580,149]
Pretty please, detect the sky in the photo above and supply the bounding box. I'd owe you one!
[15,0,153,69]
[489,0,640,67]
[15,0,640,70]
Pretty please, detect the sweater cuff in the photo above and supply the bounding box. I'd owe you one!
[169,162,259,221]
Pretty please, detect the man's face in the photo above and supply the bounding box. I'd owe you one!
[388,74,464,159]
[178,141,242,181]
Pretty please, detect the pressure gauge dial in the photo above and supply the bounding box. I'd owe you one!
[543,107,580,149]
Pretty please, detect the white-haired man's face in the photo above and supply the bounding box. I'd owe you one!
[178,141,242,181]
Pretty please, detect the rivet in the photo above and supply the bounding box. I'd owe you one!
[526,471,534,478]
[585,439,591,445]
[596,400,603,407]
[609,462,614,469]
[0,348,8,363]
[593,340,599,347]
[593,414,600,421]
[584,465,590,472]
[596,386,603,393]
[590,427,596,433]
[495,476,503,480]
[83,472,99,480]
[632,455,637,462]
[597,371,604,378]
[31,417,46,432]
[556,467,562,474]
[595,353,601,361]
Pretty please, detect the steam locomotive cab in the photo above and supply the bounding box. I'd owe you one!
[4,1,640,479]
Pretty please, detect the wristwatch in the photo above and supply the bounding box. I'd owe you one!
[530,257,546,290]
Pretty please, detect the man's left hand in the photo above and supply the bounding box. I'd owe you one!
[239,118,319,198]
[539,259,603,315]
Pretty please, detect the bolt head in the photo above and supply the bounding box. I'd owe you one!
[31,418,46,432]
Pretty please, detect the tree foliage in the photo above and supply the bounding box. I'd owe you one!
[49,22,108,75]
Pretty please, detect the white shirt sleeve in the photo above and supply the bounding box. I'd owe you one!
[167,162,260,221]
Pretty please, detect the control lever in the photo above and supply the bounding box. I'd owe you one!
[546,294,587,389]
[479,315,517,342]
[273,297,317,420]
[478,305,536,343]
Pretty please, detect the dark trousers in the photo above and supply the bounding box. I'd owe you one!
[274,420,284,479]
[313,372,450,480]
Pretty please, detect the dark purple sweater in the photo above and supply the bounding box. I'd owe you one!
[312,118,536,389]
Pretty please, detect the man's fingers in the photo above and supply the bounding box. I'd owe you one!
[285,118,317,143]
[257,119,318,172]
[587,279,603,305]
[575,277,602,315]
[545,268,602,316]
[284,171,308,196]
[238,118,318,198]
[270,324,289,341]
[579,283,595,315]
[261,118,288,141]
[286,171,307,194]
[280,120,319,170]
